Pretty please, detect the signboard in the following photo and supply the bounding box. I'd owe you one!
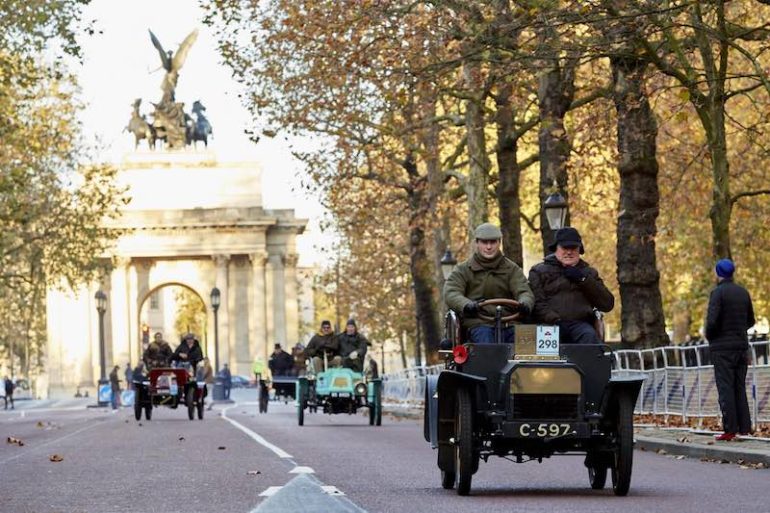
[121,390,135,406]
[98,384,112,403]
[536,326,560,356]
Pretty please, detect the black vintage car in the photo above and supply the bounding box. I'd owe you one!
[424,299,645,496]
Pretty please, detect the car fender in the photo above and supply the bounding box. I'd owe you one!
[424,375,438,446]
[435,371,486,442]
[601,372,646,419]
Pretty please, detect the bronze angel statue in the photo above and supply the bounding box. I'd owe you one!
[149,28,198,104]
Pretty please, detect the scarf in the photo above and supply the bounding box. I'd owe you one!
[471,251,504,271]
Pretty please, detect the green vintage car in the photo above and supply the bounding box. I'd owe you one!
[296,367,382,426]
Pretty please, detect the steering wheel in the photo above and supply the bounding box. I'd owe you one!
[477,298,521,323]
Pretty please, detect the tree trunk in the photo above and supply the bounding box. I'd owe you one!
[495,82,524,266]
[537,41,575,255]
[612,54,669,349]
[707,101,732,259]
[463,59,490,240]
[404,156,442,364]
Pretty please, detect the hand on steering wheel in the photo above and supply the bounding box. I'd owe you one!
[477,298,521,322]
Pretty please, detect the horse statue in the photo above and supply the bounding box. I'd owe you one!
[125,98,156,150]
[189,100,213,148]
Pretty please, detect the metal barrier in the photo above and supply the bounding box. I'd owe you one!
[382,340,770,425]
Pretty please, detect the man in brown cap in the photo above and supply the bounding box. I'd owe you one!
[444,223,534,344]
[305,320,342,372]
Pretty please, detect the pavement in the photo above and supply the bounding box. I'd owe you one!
[384,403,770,468]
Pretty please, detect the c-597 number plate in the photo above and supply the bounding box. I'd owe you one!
[536,325,559,355]
[514,422,574,438]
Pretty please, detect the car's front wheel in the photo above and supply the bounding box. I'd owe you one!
[612,396,634,496]
[454,387,476,496]
[588,464,607,489]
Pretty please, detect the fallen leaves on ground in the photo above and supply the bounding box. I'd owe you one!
[676,436,692,443]
[7,436,24,446]
[247,470,261,476]
[218,446,226,450]
[36,421,45,428]
[49,454,63,462]
[179,437,185,441]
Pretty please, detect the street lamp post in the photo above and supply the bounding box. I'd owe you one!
[210,287,221,373]
[544,191,568,231]
[95,290,108,406]
[440,249,457,281]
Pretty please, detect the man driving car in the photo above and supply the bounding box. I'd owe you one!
[444,223,534,344]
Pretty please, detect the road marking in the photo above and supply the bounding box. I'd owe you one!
[253,475,365,513]
[259,486,283,497]
[289,466,314,474]
[221,405,293,458]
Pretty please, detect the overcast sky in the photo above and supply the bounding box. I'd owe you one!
[76,0,327,266]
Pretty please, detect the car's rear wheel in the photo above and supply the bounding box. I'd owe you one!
[134,390,142,421]
[144,405,152,420]
[197,394,205,420]
[454,387,475,496]
[612,396,634,496]
[370,382,382,427]
[441,469,456,489]
[186,388,195,420]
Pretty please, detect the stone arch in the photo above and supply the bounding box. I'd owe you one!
[137,281,208,354]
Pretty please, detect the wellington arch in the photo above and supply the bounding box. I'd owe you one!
[45,151,309,398]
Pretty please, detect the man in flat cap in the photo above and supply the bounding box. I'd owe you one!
[529,227,614,344]
[305,320,342,372]
[444,223,534,344]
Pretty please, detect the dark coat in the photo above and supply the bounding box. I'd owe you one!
[172,340,203,367]
[4,378,14,395]
[443,253,535,329]
[305,333,339,358]
[109,368,120,391]
[706,279,755,352]
[337,332,369,358]
[269,350,294,376]
[143,340,173,369]
[528,255,615,324]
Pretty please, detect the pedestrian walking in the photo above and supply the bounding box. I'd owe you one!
[219,364,232,400]
[706,258,756,440]
[3,376,13,410]
[109,365,121,410]
[124,363,133,391]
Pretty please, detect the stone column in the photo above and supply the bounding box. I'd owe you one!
[268,253,287,345]
[127,263,139,365]
[283,253,300,346]
[213,254,230,369]
[109,257,131,378]
[249,251,269,363]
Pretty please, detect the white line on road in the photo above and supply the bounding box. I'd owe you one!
[289,466,315,474]
[221,404,293,459]
[259,486,283,497]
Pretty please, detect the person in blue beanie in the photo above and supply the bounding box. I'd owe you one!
[706,258,755,440]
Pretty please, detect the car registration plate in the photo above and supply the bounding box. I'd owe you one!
[513,422,575,438]
[536,325,559,355]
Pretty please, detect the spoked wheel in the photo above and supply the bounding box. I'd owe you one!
[588,465,607,490]
[145,405,152,420]
[186,388,195,420]
[454,387,476,496]
[259,385,269,413]
[197,395,205,420]
[134,399,142,421]
[441,469,456,489]
[611,396,634,496]
[369,382,382,426]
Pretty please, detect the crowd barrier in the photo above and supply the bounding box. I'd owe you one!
[382,340,770,425]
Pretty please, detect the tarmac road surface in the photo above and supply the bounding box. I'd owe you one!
[1,389,767,513]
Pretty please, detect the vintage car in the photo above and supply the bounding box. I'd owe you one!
[296,365,382,426]
[424,299,644,496]
[133,363,206,421]
[272,375,298,404]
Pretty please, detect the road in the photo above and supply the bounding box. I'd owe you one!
[1,389,767,513]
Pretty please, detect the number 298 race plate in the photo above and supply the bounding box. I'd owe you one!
[536,325,559,356]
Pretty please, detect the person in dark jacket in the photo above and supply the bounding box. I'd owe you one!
[529,227,615,344]
[444,223,534,344]
[109,365,121,410]
[269,343,294,376]
[218,364,232,399]
[305,320,341,372]
[337,319,369,373]
[705,258,755,440]
[292,343,307,376]
[3,376,14,410]
[172,333,204,369]
[143,332,173,369]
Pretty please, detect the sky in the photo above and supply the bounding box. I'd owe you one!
[76,0,328,266]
